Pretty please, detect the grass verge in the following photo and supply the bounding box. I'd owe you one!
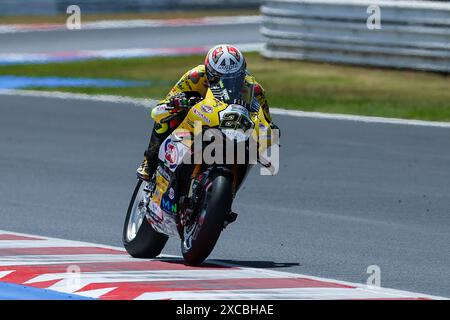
[1,52,449,121]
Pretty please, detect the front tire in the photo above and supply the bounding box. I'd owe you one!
[181,173,233,265]
[122,180,168,258]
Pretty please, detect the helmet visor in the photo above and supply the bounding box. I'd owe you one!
[210,70,245,103]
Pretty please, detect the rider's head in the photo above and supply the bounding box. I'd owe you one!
[204,44,247,103]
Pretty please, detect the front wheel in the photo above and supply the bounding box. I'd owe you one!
[181,173,233,265]
[123,180,168,258]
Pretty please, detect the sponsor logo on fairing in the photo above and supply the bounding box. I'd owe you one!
[164,140,178,170]
[168,188,175,200]
[192,108,211,124]
[201,105,213,113]
[161,197,177,214]
[259,122,268,132]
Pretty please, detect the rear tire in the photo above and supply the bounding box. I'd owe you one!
[123,180,168,258]
[181,174,233,265]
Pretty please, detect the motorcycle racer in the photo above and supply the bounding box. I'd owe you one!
[137,44,277,181]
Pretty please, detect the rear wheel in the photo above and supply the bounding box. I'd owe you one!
[122,180,168,258]
[181,173,233,265]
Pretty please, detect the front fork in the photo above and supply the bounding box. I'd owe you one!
[178,164,238,233]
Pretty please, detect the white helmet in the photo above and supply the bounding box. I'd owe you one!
[204,44,247,102]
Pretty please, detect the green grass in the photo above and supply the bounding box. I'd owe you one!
[1,52,450,121]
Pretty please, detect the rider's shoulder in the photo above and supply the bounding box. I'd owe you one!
[186,65,207,83]
[245,73,257,84]
[244,73,265,93]
[188,64,206,75]
[244,70,259,84]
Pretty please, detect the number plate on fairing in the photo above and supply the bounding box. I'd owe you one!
[218,104,254,131]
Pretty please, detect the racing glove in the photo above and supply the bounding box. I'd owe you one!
[167,93,202,111]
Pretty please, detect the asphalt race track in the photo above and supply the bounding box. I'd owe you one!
[0,94,449,297]
[0,22,262,54]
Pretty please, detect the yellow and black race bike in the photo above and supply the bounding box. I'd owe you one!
[122,88,275,265]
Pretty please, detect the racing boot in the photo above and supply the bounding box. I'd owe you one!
[136,151,157,181]
[136,130,166,181]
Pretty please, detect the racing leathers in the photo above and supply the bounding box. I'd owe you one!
[136,64,273,181]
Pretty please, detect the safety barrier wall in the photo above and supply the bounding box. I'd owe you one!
[260,0,450,73]
[0,0,263,15]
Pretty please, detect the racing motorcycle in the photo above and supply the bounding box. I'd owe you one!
[122,88,275,265]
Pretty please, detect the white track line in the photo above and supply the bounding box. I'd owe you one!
[1,89,449,128]
[0,255,133,266]
[271,108,450,128]
[0,43,264,64]
[134,287,434,300]
[0,89,156,107]
[0,239,116,249]
[0,229,128,252]
[0,16,261,34]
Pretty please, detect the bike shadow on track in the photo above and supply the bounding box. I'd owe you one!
[154,256,301,269]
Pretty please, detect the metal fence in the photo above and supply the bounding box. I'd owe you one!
[261,0,450,73]
[0,0,263,15]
